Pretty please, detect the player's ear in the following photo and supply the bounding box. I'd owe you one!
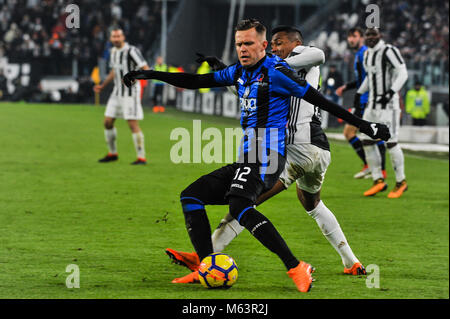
[262,40,268,50]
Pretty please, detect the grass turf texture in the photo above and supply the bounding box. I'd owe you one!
[0,102,448,299]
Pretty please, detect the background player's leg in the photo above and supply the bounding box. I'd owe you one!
[387,142,406,185]
[104,117,117,154]
[363,140,383,180]
[229,195,299,270]
[127,120,146,160]
[344,124,367,167]
[211,213,244,252]
[297,187,359,269]
[377,140,387,178]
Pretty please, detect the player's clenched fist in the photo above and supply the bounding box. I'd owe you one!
[359,121,391,141]
[123,70,152,88]
[123,70,139,87]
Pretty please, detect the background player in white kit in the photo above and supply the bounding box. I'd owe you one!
[93,28,150,165]
[357,28,408,198]
[166,26,367,276]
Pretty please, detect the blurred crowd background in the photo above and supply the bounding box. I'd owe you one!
[0,0,448,125]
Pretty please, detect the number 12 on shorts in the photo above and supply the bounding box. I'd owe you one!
[233,167,251,182]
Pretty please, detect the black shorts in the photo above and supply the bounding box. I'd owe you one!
[205,151,286,204]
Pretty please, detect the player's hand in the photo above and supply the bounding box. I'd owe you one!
[93,84,103,93]
[195,52,227,71]
[376,89,395,104]
[335,84,346,97]
[123,70,140,88]
[359,121,391,141]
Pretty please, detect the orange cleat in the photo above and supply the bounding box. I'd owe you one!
[153,105,166,113]
[387,180,408,198]
[171,270,200,284]
[344,262,367,275]
[363,178,388,196]
[287,261,315,292]
[165,248,200,272]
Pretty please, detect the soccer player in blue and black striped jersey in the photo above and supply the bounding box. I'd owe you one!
[123,19,390,292]
[336,27,387,179]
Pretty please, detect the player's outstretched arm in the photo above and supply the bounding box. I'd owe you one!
[123,70,224,90]
[272,64,389,140]
[302,87,390,141]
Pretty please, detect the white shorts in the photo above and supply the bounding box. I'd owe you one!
[362,107,400,143]
[279,143,331,194]
[105,93,144,120]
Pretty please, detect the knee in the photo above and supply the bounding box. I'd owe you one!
[343,127,355,140]
[180,188,205,215]
[128,120,140,133]
[180,179,206,209]
[229,196,254,225]
[297,188,320,212]
[104,118,114,129]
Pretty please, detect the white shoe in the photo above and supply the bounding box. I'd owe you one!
[354,165,371,179]
[364,172,373,179]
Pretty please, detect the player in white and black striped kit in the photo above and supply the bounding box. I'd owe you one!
[94,28,150,165]
[165,26,367,276]
[356,28,408,198]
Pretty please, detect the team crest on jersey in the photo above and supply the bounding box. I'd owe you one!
[237,78,244,85]
[257,73,264,82]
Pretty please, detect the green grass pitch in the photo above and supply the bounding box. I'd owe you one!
[0,102,448,299]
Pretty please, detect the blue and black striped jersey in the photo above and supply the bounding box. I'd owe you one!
[213,53,311,156]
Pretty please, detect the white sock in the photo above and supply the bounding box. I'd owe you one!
[104,128,117,154]
[307,201,359,269]
[364,144,383,180]
[132,131,146,159]
[388,144,406,183]
[211,213,245,252]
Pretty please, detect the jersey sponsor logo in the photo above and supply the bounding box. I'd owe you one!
[239,97,257,112]
[231,183,244,189]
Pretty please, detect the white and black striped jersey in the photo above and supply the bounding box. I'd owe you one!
[285,45,329,150]
[109,42,148,97]
[357,40,408,110]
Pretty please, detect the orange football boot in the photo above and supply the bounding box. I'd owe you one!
[344,262,367,275]
[363,178,388,196]
[387,180,408,198]
[171,270,199,284]
[287,261,315,292]
[165,248,200,271]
